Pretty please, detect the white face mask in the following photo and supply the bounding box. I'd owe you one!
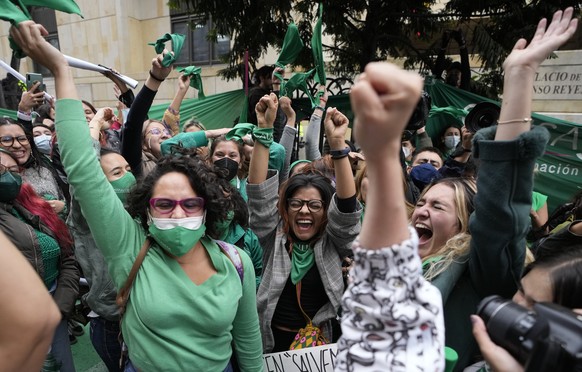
[149,212,205,231]
[444,135,460,149]
[402,146,411,159]
[34,134,52,155]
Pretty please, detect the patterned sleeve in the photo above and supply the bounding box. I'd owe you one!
[336,227,445,372]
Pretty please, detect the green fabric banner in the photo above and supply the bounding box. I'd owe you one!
[424,77,582,213]
[0,107,17,120]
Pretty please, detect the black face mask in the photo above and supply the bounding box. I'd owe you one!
[214,157,239,181]
[0,171,22,203]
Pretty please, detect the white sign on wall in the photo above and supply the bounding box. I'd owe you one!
[263,344,338,372]
[533,51,582,101]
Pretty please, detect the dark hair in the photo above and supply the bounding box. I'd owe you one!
[126,149,235,238]
[183,118,206,132]
[32,123,54,133]
[209,135,245,165]
[82,100,97,114]
[411,146,444,163]
[252,65,275,85]
[35,104,54,122]
[525,240,582,309]
[0,118,45,170]
[278,173,335,240]
[100,147,122,158]
[302,155,336,182]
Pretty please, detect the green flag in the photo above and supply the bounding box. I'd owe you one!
[148,33,186,67]
[21,0,83,18]
[176,65,205,99]
[274,22,304,94]
[0,0,31,24]
[311,4,325,88]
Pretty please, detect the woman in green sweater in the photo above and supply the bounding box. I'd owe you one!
[10,21,263,372]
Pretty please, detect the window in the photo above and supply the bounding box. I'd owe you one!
[30,7,60,76]
[170,6,230,66]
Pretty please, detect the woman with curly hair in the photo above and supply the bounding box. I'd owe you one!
[10,21,263,371]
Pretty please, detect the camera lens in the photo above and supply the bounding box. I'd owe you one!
[477,295,543,364]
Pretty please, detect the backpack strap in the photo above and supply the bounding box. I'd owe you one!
[216,240,244,284]
[116,237,152,316]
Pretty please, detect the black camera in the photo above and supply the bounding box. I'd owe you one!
[406,91,431,132]
[477,295,582,372]
[464,102,500,133]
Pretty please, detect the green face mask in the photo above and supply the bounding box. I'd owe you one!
[0,171,22,203]
[109,172,136,204]
[215,210,235,240]
[148,215,206,257]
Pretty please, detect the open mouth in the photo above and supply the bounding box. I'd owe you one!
[414,223,433,245]
[296,219,313,231]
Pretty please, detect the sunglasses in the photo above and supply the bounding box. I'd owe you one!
[287,198,324,213]
[0,135,29,147]
[149,197,205,214]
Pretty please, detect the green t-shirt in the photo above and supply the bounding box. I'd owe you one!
[56,99,263,372]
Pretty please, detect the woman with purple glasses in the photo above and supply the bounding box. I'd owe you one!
[9,22,263,371]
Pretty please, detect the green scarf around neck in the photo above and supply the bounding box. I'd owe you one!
[290,242,314,284]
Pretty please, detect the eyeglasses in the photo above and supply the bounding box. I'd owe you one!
[149,197,205,214]
[0,164,20,175]
[0,135,29,147]
[147,128,171,137]
[287,198,324,213]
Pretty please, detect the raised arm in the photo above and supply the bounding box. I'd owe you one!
[337,62,444,371]
[305,88,328,160]
[278,96,296,182]
[469,8,578,297]
[163,73,190,135]
[324,108,355,199]
[121,51,173,176]
[247,93,278,185]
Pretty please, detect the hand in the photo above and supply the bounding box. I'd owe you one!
[90,107,114,130]
[279,96,296,124]
[324,107,349,149]
[503,7,578,73]
[18,82,44,112]
[461,127,474,151]
[471,315,524,372]
[10,22,68,76]
[178,73,191,91]
[255,93,278,129]
[452,29,465,46]
[47,200,65,215]
[272,67,284,85]
[151,49,173,81]
[350,62,423,161]
[102,69,129,93]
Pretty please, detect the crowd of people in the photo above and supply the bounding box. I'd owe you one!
[0,7,580,372]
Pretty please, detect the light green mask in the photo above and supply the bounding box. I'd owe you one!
[109,172,136,204]
[148,216,206,257]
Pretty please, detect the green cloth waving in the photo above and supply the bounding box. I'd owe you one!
[281,69,317,107]
[148,33,185,67]
[290,243,315,284]
[274,23,304,95]
[177,65,205,99]
[311,4,326,89]
[1,0,83,57]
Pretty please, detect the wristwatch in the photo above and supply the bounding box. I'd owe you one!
[329,147,351,159]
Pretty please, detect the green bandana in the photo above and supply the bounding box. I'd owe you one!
[148,33,185,67]
[177,65,205,99]
[290,243,315,284]
[274,22,304,95]
[225,123,273,148]
[281,69,317,107]
[3,0,83,58]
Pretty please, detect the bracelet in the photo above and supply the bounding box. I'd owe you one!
[497,118,532,125]
[149,70,165,82]
[330,147,351,159]
[315,105,325,111]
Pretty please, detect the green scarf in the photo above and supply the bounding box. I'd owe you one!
[148,33,185,67]
[290,242,314,284]
[176,65,205,98]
